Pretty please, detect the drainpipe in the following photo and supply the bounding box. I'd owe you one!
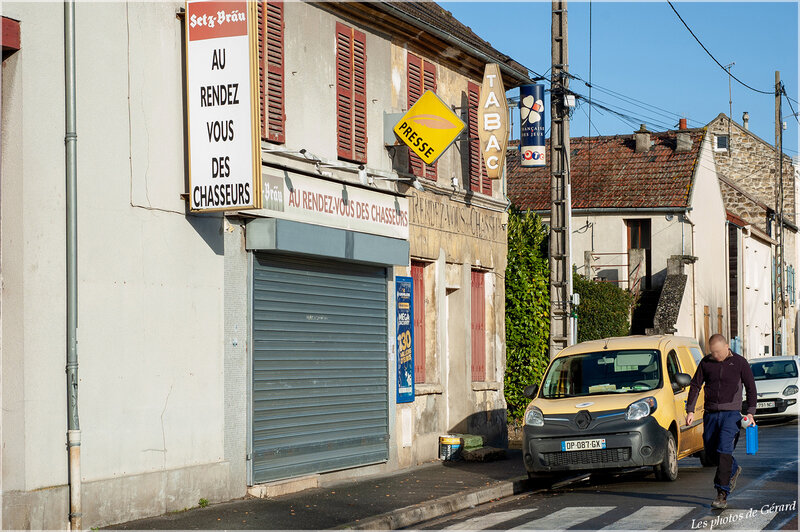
[64,0,82,529]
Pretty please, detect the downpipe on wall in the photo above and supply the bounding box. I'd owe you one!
[64,0,82,529]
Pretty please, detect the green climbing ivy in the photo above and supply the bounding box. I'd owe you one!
[504,209,551,423]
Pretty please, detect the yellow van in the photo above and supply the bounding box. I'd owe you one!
[522,335,708,482]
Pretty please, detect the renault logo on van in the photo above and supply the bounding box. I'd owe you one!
[575,410,592,430]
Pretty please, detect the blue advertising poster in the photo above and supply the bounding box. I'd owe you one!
[395,276,415,403]
[519,84,546,167]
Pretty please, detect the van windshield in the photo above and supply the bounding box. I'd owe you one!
[541,349,662,398]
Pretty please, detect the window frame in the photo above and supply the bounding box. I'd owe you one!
[411,261,426,384]
[471,269,486,382]
[335,22,367,164]
[258,1,285,144]
[714,134,729,152]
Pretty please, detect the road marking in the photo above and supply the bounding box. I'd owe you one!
[443,509,539,530]
[510,506,615,530]
[599,505,694,530]
[691,509,778,530]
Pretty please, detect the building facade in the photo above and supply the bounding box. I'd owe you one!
[1,2,528,528]
[707,113,797,357]
[507,126,730,350]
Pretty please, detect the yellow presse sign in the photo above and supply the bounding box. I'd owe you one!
[394,90,466,166]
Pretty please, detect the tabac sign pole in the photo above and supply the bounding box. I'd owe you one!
[186,0,262,211]
[477,64,508,179]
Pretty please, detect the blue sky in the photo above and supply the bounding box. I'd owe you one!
[443,1,799,157]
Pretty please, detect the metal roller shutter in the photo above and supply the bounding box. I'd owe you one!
[251,253,389,483]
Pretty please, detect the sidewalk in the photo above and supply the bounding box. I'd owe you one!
[109,450,528,530]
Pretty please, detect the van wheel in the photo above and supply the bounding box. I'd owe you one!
[654,432,678,481]
[697,449,715,467]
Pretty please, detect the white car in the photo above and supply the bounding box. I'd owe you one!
[745,356,799,420]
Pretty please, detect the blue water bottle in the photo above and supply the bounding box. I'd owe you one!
[743,416,758,455]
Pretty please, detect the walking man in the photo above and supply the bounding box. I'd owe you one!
[685,334,757,509]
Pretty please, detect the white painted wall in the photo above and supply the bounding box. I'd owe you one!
[2,0,225,505]
[283,2,394,173]
[742,231,774,358]
[689,134,729,348]
[570,213,686,286]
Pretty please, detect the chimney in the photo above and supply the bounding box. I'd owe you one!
[676,131,692,152]
[742,111,750,130]
[679,118,687,130]
[635,124,651,153]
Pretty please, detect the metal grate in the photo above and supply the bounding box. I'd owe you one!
[251,254,389,483]
[542,447,632,466]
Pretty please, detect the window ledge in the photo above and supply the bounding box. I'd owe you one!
[414,383,443,396]
[471,381,502,391]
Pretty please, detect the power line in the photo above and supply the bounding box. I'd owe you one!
[567,72,703,128]
[666,1,773,95]
[783,86,800,127]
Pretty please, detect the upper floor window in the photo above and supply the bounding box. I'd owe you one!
[335,22,367,164]
[258,1,285,144]
[407,53,437,180]
[467,81,491,195]
[714,134,729,152]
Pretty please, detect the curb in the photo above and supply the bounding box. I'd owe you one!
[337,475,531,530]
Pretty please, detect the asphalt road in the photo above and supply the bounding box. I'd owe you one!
[414,418,798,531]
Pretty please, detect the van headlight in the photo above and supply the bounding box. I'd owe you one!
[626,397,658,421]
[524,406,544,427]
[783,385,799,396]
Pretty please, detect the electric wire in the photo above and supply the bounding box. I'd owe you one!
[666,1,773,95]
[783,86,800,127]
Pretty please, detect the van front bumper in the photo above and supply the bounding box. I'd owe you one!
[523,413,668,474]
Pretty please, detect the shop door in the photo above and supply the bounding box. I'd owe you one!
[251,253,389,483]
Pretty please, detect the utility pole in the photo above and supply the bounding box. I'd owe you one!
[775,70,786,355]
[549,0,573,358]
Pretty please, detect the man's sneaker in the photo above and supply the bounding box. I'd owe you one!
[711,490,728,509]
[729,466,743,493]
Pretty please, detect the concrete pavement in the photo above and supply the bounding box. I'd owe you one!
[108,450,529,530]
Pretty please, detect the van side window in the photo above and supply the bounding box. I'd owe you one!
[689,347,704,366]
[666,350,682,392]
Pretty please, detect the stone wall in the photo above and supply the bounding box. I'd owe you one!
[708,115,796,231]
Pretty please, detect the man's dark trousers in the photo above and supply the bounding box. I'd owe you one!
[703,410,742,494]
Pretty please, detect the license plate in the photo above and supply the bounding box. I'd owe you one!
[757,401,775,409]
[561,438,606,451]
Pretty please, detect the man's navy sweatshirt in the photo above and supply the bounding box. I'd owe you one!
[685,351,758,415]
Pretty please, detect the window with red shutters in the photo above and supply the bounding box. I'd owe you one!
[258,1,285,144]
[467,81,490,195]
[471,270,486,382]
[422,62,437,181]
[411,261,426,383]
[406,53,437,180]
[336,23,367,163]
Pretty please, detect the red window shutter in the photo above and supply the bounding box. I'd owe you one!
[257,2,266,139]
[265,1,285,144]
[422,62,438,181]
[335,22,353,160]
[467,82,482,193]
[411,261,426,384]
[406,53,424,178]
[352,29,367,164]
[471,270,486,382]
